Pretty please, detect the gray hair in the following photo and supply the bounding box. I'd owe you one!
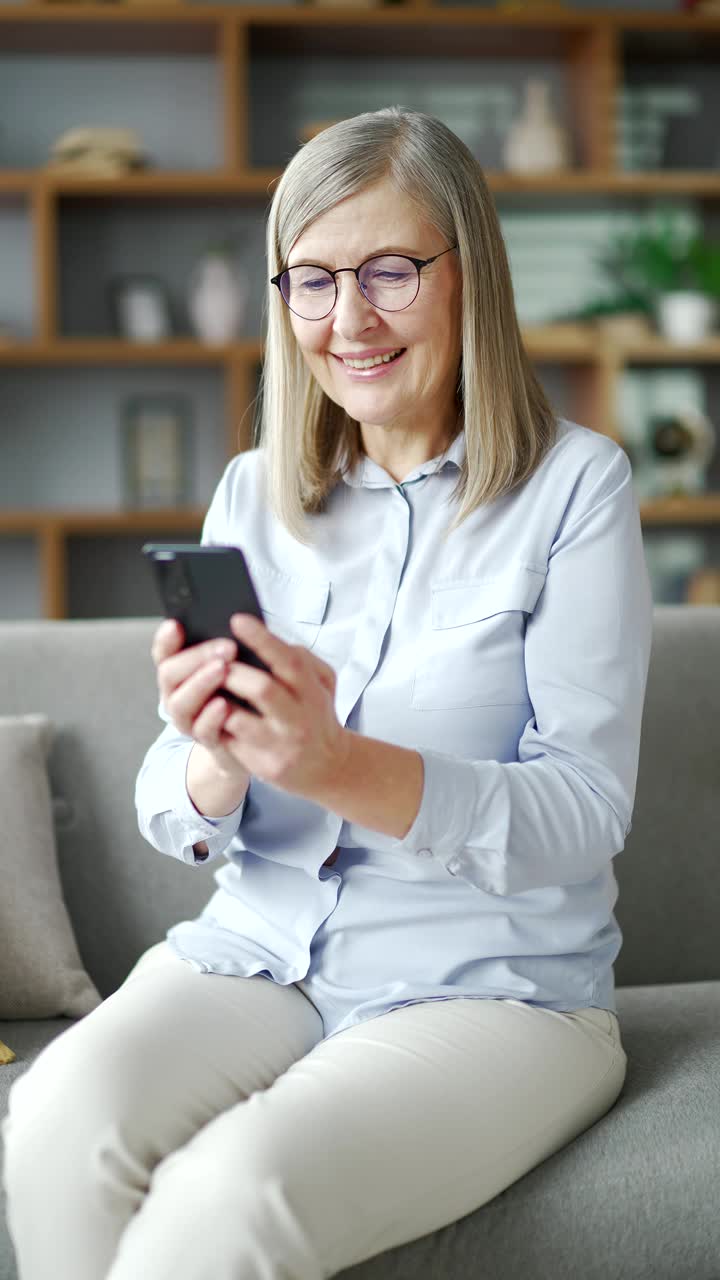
[255,105,557,545]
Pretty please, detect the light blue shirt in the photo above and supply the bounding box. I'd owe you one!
[135,418,653,1040]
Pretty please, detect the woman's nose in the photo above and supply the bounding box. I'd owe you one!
[332,272,380,336]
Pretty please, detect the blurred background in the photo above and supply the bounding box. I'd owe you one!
[1,0,720,619]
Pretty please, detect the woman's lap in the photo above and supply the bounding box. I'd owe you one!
[4,942,626,1280]
[130,994,622,1277]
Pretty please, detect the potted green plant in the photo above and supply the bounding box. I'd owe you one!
[598,208,720,343]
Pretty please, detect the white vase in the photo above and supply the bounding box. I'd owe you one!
[503,78,571,173]
[655,291,717,344]
[188,253,247,344]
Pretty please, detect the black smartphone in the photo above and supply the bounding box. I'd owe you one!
[142,543,271,715]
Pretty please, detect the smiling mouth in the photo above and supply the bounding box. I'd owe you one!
[335,348,406,370]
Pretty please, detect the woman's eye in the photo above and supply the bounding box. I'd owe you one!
[302,277,333,291]
[372,271,411,284]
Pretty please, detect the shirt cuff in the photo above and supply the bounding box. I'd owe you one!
[151,744,249,863]
[388,747,508,891]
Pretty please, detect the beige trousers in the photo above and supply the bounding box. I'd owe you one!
[3,941,626,1280]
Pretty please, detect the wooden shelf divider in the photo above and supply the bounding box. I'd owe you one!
[3,168,720,198]
[32,184,56,343]
[639,495,720,525]
[0,339,264,364]
[0,510,206,536]
[221,17,245,172]
[3,496,719,536]
[38,522,66,620]
[1,327,717,367]
[227,358,258,458]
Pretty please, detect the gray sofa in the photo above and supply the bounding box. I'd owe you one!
[1,608,719,1280]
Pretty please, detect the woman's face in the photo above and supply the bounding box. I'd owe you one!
[284,178,462,448]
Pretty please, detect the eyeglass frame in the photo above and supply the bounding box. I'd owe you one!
[270,244,458,320]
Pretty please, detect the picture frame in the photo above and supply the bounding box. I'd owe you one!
[121,395,193,509]
[109,274,172,342]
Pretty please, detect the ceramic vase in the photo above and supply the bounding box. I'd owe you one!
[655,291,717,343]
[503,78,571,173]
[189,252,247,344]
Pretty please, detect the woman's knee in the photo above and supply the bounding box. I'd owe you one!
[3,1018,162,1280]
[4,1016,129,1187]
[5,1020,91,1148]
[3,997,178,1213]
[108,1136,324,1280]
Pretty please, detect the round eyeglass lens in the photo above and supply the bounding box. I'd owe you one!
[281,255,420,319]
[281,265,335,319]
[358,256,420,310]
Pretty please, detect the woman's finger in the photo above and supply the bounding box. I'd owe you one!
[150,618,185,666]
[230,615,337,699]
[157,636,237,702]
[165,658,234,735]
[223,702,270,751]
[316,664,337,695]
[223,661,297,725]
[190,695,231,748]
[230,615,306,693]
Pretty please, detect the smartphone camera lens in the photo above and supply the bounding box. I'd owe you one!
[164,558,192,609]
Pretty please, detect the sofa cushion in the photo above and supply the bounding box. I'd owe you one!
[0,1019,71,1111]
[0,715,101,1020]
[0,620,218,1001]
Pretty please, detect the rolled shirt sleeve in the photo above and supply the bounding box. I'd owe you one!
[389,447,654,895]
[135,715,249,866]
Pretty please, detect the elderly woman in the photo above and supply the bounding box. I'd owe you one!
[4,106,653,1280]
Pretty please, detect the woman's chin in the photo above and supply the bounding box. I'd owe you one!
[336,384,403,416]
[316,374,408,427]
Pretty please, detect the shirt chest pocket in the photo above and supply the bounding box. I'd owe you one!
[249,560,330,653]
[410,566,546,711]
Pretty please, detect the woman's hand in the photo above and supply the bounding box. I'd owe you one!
[151,618,247,787]
[215,612,351,802]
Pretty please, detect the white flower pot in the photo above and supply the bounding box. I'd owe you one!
[655,291,717,344]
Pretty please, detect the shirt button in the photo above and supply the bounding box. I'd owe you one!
[417,847,433,860]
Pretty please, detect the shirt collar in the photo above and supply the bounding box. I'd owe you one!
[339,428,466,489]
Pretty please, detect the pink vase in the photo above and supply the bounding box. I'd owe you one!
[503,79,571,173]
[189,253,247,344]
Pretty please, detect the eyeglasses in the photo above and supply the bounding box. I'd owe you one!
[270,245,458,321]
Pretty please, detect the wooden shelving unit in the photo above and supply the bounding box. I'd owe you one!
[1,3,719,615]
[0,509,207,616]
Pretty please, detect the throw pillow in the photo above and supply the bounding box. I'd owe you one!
[0,714,102,1019]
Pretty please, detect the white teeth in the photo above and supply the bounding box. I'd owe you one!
[341,349,404,369]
